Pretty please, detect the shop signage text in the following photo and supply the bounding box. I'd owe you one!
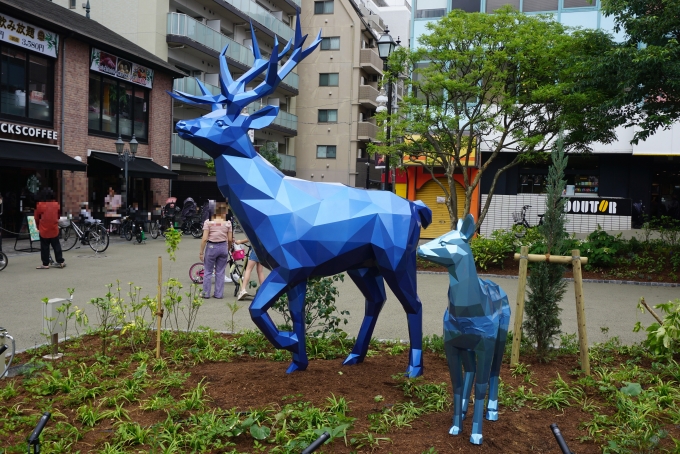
[564,197,631,216]
[90,48,154,88]
[0,122,57,140]
[0,14,59,58]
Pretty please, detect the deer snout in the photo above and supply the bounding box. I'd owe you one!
[175,120,196,139]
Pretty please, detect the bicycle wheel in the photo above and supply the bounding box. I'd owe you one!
[513,223,528,239]
[59,226,78,251]
[124,224,133,241]
[0,251,7,271]
[189,262,205,284]
[229,261,244,295]
[88,225,109,253]
[191,222,203,239]
[232,217,243,234]
[135,227,143,243]
[150,221,160,239]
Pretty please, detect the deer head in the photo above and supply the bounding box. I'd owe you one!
[170,15,321,160]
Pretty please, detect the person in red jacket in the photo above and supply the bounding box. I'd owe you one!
[34,188,65,269]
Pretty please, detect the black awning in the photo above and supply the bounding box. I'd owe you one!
[0,141,87,171]
[88,152,177,180]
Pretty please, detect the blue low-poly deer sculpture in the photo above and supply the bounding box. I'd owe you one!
[417,215,510,445]
[170,15,432,378]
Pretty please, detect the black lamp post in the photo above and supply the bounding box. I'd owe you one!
[377,27,398,192]
[115,134,138,210]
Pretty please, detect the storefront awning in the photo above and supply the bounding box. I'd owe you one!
[0,141,87,171]
[88,151,177,180]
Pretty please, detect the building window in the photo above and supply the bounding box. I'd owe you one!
[451,0,482,11]
[0,44,54,125]
[416,0,448,17]
[319,73,339,86]
[88,73,149,140]
[320,37,340,50]
[69,0,77,8]
[415,8,447,17]
[314,0,334,14]
[522,0,558,11]
[318,109,338,123]
[317,145,336,159]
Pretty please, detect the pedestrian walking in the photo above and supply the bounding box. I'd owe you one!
[199,202,232,299]
[235,237,265,300]
[34,188,65,269]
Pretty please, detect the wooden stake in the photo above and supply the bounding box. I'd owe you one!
[156,256,162,359]
[51,333,58,357]
[572,249,590,376]
[510,246,529,366]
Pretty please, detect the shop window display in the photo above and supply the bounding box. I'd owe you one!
[0,45,53,124]
[88,73,148,140]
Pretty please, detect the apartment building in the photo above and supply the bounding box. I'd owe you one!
[296,0,409,188]
[52,0,304,201]
[410,0,680,235]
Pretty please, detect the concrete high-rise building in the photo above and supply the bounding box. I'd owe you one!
[52,0,306,200]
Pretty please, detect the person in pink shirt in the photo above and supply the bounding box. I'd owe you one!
[199,201,233,299]
[34,188,65,269]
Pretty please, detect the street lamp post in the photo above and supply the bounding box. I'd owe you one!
[377,28,398,192]
[115,135,138,210]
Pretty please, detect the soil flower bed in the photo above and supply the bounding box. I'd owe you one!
[1,330,679,453]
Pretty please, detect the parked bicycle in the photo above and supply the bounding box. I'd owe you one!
[1,326,15,379]
[512,205,544,238]
[0,195,7,271]
[58,217,109,253]
[120,211,147,243]
[188,243,248,297]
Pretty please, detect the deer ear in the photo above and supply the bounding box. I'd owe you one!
[247,105,279,130]
[458,214,476,242]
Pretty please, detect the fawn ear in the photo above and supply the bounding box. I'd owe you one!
[247,105,279,130]
[457,214,476,242]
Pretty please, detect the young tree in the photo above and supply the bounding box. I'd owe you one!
[599,0,680,142]
[523,142,568,361]
[371,7,620,229]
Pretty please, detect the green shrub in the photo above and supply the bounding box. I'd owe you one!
[581,226,623,269]
[470,229,515,270]
[634,298,680,357]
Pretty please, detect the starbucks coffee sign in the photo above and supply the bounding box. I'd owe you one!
[564,197,631,216]
[0,121,58,142]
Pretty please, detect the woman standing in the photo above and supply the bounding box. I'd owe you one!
[199,202,232,299]
[34,188,65,269]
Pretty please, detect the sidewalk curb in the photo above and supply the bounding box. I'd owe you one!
[417,270,680,287]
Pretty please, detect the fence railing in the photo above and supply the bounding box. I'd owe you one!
[277,153,296,172]
[217,0,294,41]
[172,133,211,160]
[246,105,297,131]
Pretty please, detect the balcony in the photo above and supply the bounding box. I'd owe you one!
[173,77,221,97]
[358,119,379,142]
[214,0,294,42]
[360,48,383,75]
[167,13,298,90]
[172,133,210,160]
[358,85,380,108]
[277,153,296,172]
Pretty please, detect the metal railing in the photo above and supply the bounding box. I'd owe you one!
[247,105,297,131]
[217,0,294,41]
[167,13,298,89]
[173,77,221,96]
[277,153,296,172]
[172,133,211,160]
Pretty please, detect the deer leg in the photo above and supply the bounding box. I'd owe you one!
[343,267,386,366]
[444,341,464,436]
[381,259,424,378]
[487,295,511,421]
[461,350,476,420]
[285,282,308,373]
[249,269,296,350]
[469,338,496,445]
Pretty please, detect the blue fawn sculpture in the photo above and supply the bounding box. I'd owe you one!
[169,14,432,377]
[417,215,510,445]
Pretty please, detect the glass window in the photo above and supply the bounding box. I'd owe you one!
[522,0,558,11]
[321,37,340,50]
[485,0,519,12]
[415,9,447,18]
[314,0,334,13]
[451,0,482,12]
[319,73,339,86]
[88,75,101,130]
[318,109,338,122]
[1,46,27,118]
[317,145,336,158]
[28,55,51,121]
[89,73,149,140]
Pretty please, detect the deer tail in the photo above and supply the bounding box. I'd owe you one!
[413,200,432,229]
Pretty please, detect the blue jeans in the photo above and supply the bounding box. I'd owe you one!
[203,242,228,298]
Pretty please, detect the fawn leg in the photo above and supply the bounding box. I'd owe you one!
[286,281,308,373]
[249,269,295,349]
[444,340,464,436]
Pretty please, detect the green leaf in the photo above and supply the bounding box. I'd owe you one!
[620,382,642,397]
[250,425,270,440]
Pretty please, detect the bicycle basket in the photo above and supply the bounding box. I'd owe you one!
[512,212,523,223]
[232,248,245,261]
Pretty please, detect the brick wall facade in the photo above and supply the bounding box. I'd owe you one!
[56,38,173,215]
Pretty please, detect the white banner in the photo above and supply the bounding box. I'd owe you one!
[90,48,154,89]
[0,13,58,58]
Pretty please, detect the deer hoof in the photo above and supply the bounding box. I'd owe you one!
[449,424,462,436]
[405,365,423,378]
[342,353,363,365]
[286,361,307,374]
[486,410,498,421]
[469,433,483,445]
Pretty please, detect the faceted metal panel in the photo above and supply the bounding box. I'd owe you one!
[417,214,511,444]
[170,13,433,378]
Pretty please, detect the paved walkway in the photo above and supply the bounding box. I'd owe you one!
[1,234,675,354]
